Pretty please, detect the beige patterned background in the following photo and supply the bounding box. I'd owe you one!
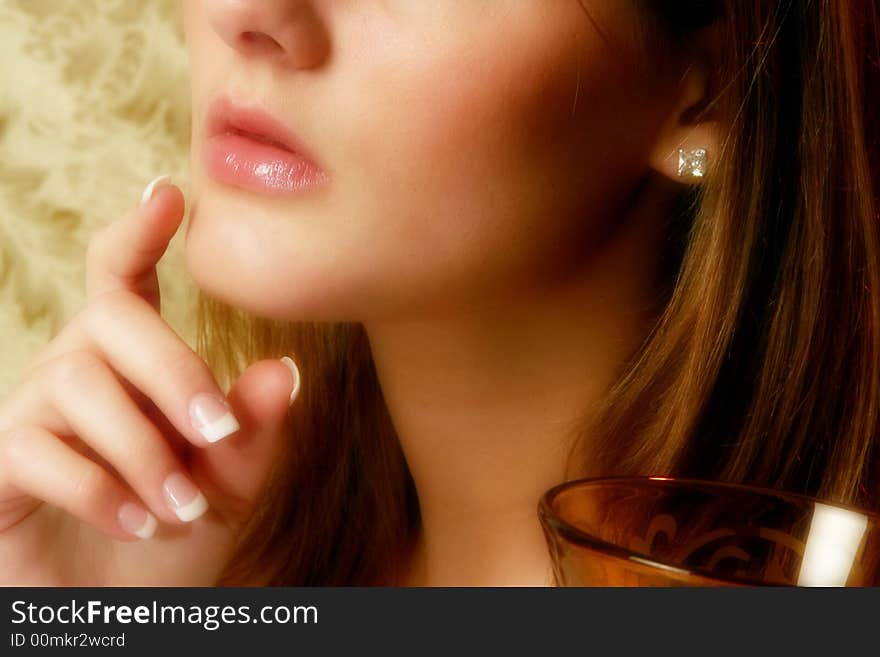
[0,0,195,399]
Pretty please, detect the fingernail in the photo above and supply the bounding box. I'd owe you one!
[162,472,209,522]
[140,173,172,206]
[280,356,301,406]
[189,392,240,443]
[117,502,158,539]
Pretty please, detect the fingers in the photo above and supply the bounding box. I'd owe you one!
[23,290,241,451]
[0,425,158,542]
[27,175,237,455]
[194,358,301,523]
[44,350,208,524]
[0,350,210,525]
[85,175,185,312]
[84,292,242,448]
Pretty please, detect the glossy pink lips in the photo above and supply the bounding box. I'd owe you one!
[202,96,328,194]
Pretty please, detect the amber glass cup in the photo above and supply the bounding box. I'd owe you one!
[538,476,880,586]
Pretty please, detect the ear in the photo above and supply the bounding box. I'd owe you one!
[648,36,722,183]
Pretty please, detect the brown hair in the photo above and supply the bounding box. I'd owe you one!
[204,0,880,585]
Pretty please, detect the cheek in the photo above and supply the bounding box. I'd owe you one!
[181,2,666,321]
[341,18,651,300]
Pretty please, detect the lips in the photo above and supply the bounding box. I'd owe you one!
[205,95,321,164]
[202,94,328,194]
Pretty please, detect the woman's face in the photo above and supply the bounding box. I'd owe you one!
[182,1,680,322]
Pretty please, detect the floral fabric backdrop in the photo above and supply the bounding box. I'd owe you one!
[0,0,196,398]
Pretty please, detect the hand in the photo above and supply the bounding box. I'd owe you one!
[0,175,301,585]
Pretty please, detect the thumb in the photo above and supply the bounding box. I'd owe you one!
[191,357,301,526]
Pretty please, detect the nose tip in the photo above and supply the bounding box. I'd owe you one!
[206,0,328,69]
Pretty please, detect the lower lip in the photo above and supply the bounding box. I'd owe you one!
[202,132,328,194]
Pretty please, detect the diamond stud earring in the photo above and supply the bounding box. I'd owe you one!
[677,148,707,179]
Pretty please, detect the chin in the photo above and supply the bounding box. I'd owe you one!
[182,231,365,324]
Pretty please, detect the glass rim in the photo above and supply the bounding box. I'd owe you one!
[537,475,880,587]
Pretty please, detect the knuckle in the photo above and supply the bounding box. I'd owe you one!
[84,227,110,271]
[129,440,172,486]
[19,315,90,386]
[164,348,213,389]
[86,288,211,391]
[71,463,110,509]
[113,420,167,471]
[85,289,133,333]
[0,426,39,479]
[44,349,106,395]
[0,426,31,467]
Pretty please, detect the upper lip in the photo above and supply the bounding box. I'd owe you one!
[205,95,321,165]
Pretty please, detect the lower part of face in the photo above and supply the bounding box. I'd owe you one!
[183,1,674,322]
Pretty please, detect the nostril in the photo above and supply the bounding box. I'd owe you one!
[240,30,282,52]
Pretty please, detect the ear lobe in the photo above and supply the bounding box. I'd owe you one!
[648,54,721,183]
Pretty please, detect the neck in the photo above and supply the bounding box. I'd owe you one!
[364,174,678,586]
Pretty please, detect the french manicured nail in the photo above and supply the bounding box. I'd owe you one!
[117,502,158,539]
[189,392,240,443]
[162,472,209,522]
[140,174,172,206]
[280,356,301,406]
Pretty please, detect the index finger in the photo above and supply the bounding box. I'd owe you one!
[85,174,185,312]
